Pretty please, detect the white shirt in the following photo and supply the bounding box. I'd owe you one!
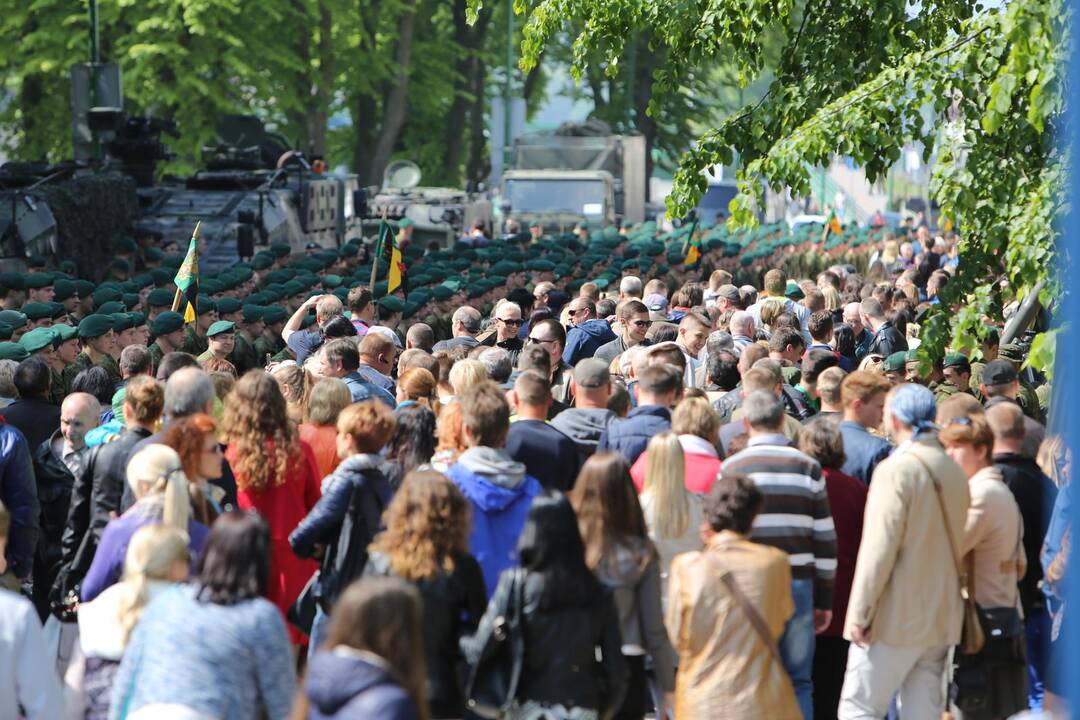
[0,589,63,720]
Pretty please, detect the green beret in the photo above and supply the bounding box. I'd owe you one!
[96,301,125,315]
[378,296,405,314]
[111,313,135,333]
[905,349,921,363]
[128,311,147,328]
[53,279,77,302]
[122,293,139,309]
[74,280,95,299]
[943,352,970,370]
[270,243,291,258]
[785,280,805,300]
[150,268,173,287]
[251,254,274,271]
[207,320,235,337]
[322,274,343,289]
[0,273,24,291]
[0,311,27,329]
[51,324,77,343]
[26,255,46,269]
[24,273,53,289]
[531,260,555,272]
[201,278,224,296]
[262,307,288,325]
[215,297,242,315]
[242,305,264,324]
[18,327,55,354]
[145,247,164,261]
[398,218,414,229]
[401,301,421,319]
[114,234,138,253]
[147,287,174,307]
[0,323,14,341]
[884,351,907,372]
[196,295,215,315]
[0,342,29,362]
[93,287,123,309]
[111,258,131,274]
[78,314,114,339]
[21,302,54,321]
[151,311,185,336]
[131,273,154,290]
[431,285,454,301]
[620,259,638,270]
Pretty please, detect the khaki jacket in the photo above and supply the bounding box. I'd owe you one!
[844,436,970,647]
[962,465,1025,610]
[667,535,801,720]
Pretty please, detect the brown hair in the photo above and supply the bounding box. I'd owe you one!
[305,377,352,426]
[459,381,509,447]
[435,401,468,455]
[939,415,994,454]
[513,369,551,407]
[124,375,164,425]
[369,471,471,582]
[271,364,311,424]
[397,368,438,412]
[221,371,299,492]
[569,452,651,570]
[672,396,720,441]
[337,401,396,454]
[202,356,237,378]
[840,370,892,408]
[705,472,763,534]
[798,416,846,470]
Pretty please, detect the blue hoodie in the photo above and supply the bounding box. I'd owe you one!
[305,649,419,720]
[445,447,542,597]
[562,318,617,366]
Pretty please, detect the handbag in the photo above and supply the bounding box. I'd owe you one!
[910,453,984,655]
[463,568,527,719]
[287,571,319,636]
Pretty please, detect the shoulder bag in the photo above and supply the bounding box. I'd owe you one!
[463,568,527,719]
[705,551,783,665]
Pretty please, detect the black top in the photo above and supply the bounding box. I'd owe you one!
[994,452,1059,614]
[2,398,60,452]
[504,418,581,492]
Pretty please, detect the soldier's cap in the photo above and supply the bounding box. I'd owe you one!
[304,242,321,251]
[131,273,154,290]
[215,297,242,315]
[644,294,668,312]
[270,243,291,258]
[378,296,405,314]
[576,221,589,231]
[74,280,95,299]
[884,351,907,372]
[0,310,27,329]
[18,327,56,354]
[78,314,114,339]
[58,260,78,275]
[251,254,274,271]
[122,293,140,310]
[52,324,77,343]
[998,343,1024,364]
[528,220,541,229]
[111,313,135,333]
[92,287,123,308]
[147,287,174,307]
[401,301,421,320]
[196,295,216,315]
[111,258,131,273]
[0,273,25,291]
[574,358,611,389]
[145,247,165,261]
[0,322,15,341]
[53,279,78,302]
[262,307,288,325]
[983,359,1018,386]
[905,349,920,363]
[398,218,414,228]
[620,259,638,271]
[26,254,46,268]
[531,260,555,272]
[943,352,970,370]
[151,311,185,336]
[97,301,125,315]
[20,302,54,321]
[0,342,28,362]
[322,274,343,289]
[717,284,741,302]
[114,235,138,253]
[431,285,454,301]
[24,273,53,289]
[128,312,147,328]
[150,268,174,287]
[207,320,235,337]
[784,280,805,300]
[242,305,264,324]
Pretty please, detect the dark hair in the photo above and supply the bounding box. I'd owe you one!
[157,351,199,381]
[649,323,679,344]
[386,405,436,488]
[507,287,534,315]
[322,315,358,340]
[808,310,834,342]
[569,453,650,569]
[516,344,551,375]
[517,492,601,609]
[195,511,270,605]
[14,357,50,399]
[636,364,682,396]
[529,307,554,326]
[323,338,360,372]
[832,323,856,360]
[768,326,805,354]
[72,366,114,405]
[801,349,840,385]
[705,472,763,534]
[706,349,740,391]
[531,318,566,348]
[596,298,616,319]
[347,286,372,314]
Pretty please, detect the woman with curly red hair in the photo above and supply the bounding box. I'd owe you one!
[162,413,226,525]
[220,370,322,645]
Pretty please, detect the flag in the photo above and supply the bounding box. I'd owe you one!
[377,219,406,294]
[172,221,200,323]
[684,238,701,267]
[826,211,843,237]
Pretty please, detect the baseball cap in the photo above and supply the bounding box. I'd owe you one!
[982,359,1018,386]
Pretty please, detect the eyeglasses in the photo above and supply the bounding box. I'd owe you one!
[947,416,973,426]
[569,307,588,315]
[528,336,555,345]
[498,318,523,326]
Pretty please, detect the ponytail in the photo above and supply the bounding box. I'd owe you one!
[115,525,190,646]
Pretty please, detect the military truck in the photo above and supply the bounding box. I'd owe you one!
[361,160,492,248]
[500,119,647,232]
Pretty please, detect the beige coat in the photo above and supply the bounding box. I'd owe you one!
[962,465,1026,610]
[666,535,801,720]
[844,436,971,647]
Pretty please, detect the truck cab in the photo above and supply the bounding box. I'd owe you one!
[501,169,615,232]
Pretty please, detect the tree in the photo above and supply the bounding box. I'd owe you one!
[470,0,1067,366]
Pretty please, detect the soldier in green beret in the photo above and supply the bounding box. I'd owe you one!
[19,328,64,405]
[146,287,174,323]
[21,302,56,331]
[181,297,216,357]
[197,321,237,370]
[0,310,28,343]
[254,307,290,363]
[0,342,29,362]
[25,273,55,303]
[0,273,26,311]
[935,352,974,405]
[229,305,263,374]
[883,351,907,385]
[63,314,121,392]
[377,297,405,344]
[50,324,80,405]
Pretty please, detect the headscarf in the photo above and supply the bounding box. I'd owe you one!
[889,382,938,434]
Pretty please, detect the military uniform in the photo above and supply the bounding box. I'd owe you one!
[934,381,972,406]
[49,367,65,406]
[61,352,92,393]
[182,326,208,356]
[148,341,166,376]
[227,333,259,374]
[254,335,288,363]
[1017,380,1043,423]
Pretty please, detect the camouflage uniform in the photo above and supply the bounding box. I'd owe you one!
[227,334,259,375]
[148,342,166,377]
[61,352,92,393]
[1018,380,1044,424]
[182,326,208,356]
[49,367,65,406]
[934,381,972,406]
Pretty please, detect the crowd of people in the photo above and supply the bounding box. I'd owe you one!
[0,217,1070,720]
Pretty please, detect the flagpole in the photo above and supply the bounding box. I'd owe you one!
[369,209,387,295]
[172,220,202,313]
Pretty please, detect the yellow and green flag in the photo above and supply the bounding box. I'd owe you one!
[172,221,200,323]
[377,219,406,294]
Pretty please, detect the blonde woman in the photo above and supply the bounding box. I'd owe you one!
[65,526,190,720]
[638,432,705,596]
[80,445,210,602]
[631,396,721,493]
[299,377,352,479]
[447,359,487,399]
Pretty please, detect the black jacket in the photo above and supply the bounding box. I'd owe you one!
[866,321,908,357]
[31,431,80,616]
[463,570,628,716]
[60,427,153,587]
[365,550,487,717]
[0,422,37,579]
[995,452,1059,615]
[2,397,60,452]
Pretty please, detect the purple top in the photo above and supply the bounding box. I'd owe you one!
[80,502,210,602]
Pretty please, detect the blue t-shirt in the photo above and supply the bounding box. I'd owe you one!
[287,329,323,365]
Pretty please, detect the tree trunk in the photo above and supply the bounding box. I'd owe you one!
[368,0,418,185]
[442,1,492,183]
[351,0,382,181]
[307,0,335,156]
[466,58,489,186]
[522,49,545,105]
[287,0,313,151]
[634,46,659,201]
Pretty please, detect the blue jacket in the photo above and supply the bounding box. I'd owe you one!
[342,372,396,408]
[838,420,892,485]
[0,423,36,578]
[445,447,542,597]
[305,650,419,720]
[562,319,617,366]
[596,405,672,467]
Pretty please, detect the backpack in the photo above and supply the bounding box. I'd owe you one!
[318,467,390,606]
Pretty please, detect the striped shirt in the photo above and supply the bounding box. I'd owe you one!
[722,434,838,610]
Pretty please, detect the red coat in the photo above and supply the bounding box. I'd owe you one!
[820,467,866,637]
[229,438,322,643]
[631,447,722,494]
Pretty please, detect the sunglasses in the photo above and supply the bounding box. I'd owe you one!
[498,318,523,326]
[947,416,973,426]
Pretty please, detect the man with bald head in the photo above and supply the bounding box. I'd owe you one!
[31,391,101,615]
[729,310,756,355]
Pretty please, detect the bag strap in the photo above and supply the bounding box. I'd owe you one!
[909,451,970,600]
[705,550,783,665]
